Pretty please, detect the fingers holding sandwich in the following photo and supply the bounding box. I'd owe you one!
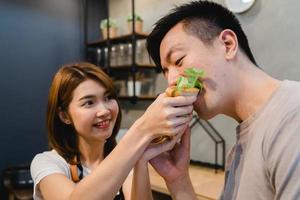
[165,85,200,98]
[167,105,194,119]
[166,95,197,107]
[150,67,205,144]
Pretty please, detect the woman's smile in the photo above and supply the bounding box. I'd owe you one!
[93,119,111,129]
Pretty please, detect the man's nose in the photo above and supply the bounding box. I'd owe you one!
[167,68,180,87]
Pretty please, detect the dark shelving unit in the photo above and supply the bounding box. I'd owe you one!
[87,33,149,47]
[118,95,157,101]
[109,64,157,70]
[84,0,161,103]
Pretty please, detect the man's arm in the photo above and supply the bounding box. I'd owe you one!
[131,131,187,200]
[166,173,197,200]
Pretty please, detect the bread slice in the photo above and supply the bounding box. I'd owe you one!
[151,135,171,145]
[165,86,177,97]
[176,88,199,97]
[166,86,199,97]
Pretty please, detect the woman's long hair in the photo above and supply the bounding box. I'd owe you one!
[46,62,121,164]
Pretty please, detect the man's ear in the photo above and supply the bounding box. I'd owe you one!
[218,29,238,60]
[58,107,72,125]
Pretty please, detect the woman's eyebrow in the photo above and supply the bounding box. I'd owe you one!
[78,95,95,101]
[104,91,110,95]
[78,90,109,101]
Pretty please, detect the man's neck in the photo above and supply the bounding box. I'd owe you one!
[230,64,280,122]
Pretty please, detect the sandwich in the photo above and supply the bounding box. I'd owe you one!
[151,67,205,144]
[165,67,205,97]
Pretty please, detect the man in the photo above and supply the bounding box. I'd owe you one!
[146,1,300,200]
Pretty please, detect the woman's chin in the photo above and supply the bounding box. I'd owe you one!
[92,128,113,140]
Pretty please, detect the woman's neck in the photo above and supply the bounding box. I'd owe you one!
[78,139,105,170]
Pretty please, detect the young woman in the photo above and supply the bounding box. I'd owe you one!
[30,62,195,200]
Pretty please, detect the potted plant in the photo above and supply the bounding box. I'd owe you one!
[100,18,118,39]
[127,14,143,34]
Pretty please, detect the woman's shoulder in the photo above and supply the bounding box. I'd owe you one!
[30,151,72,199]
[30,149,70,179]
[32,149,66,165]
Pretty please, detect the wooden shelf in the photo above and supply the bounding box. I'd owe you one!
[110,64,157,70]
[107,64,159,80]
[87,32,149,48]
[84,1,160,104]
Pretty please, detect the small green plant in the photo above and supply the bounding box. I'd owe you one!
[127,14,143,22]
[100,18,117,29]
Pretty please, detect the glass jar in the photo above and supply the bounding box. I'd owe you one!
[103,47,108,69]
[136,40,144,65]
[96,48,102,67]
[110,45,118,67]
[118,44,126,66]
[124,43,132,65]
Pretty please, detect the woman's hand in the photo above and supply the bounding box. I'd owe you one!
[134,93,196,143]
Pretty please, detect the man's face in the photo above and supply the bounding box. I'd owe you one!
[160,23,230,119]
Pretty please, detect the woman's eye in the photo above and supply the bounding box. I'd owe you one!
[83,100,94,107]
[104,95,113,101]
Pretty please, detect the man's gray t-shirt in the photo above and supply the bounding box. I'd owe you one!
[221,80,300,200]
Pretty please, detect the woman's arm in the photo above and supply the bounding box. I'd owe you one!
[39,122,153,200]
[39,94,196,200]
[121,171,133,200]
[38,123,149,200]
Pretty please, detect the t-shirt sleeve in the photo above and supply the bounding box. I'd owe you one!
[265,111,300,199]
[30,152,70,199]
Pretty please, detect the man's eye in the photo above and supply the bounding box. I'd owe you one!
[175,56,184,66]
[162,67,168,75]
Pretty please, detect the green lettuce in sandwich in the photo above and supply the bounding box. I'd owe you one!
[166,67,205,97]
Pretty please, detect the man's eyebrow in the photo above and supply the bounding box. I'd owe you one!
[165,44,184,63]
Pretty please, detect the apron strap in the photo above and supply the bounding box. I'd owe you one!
[69,155,82,183]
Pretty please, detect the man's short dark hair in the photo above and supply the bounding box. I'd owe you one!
[146,1,257,70]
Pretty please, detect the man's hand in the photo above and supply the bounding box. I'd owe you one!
[139,129,186,165]
[149,127,197,200]
[149,127,191,183]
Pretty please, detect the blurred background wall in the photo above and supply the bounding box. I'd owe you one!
[1,0,300,198]
[109,0,300,164]
[0,0,102,198]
